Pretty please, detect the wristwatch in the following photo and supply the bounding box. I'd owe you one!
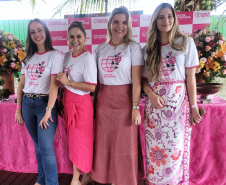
[132,106,139,110]
[46,107,52,111]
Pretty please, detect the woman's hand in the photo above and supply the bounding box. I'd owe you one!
[56,72,69,86]
[132,109,141,125]
[190,107,202,126]
[149,94,165,109]
[39,111,53,129]
[15,111,24,126]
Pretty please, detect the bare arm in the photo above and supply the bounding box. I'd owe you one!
[39,75,60,129]
[132,65,143,125]
[185,67,202,125]
[15,75,25,126]
[141,78,165,109]
[56,72,96,92]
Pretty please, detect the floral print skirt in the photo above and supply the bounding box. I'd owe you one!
[145,81,191,185]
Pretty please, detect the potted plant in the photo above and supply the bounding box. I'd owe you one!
[1,88,11,100]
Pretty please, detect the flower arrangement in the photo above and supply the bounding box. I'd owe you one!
[0,30,26,77]
[191,27,226,83]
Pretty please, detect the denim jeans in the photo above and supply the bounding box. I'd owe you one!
[22,94,59,185]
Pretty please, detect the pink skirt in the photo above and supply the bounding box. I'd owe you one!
[92,84,139,185]
[63,89,93,173]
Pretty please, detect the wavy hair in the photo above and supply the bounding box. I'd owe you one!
[146,3,187,81]
[107,6,133,46]
[24,18,53,64]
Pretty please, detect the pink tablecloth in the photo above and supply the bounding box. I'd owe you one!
[0,95,73,173]
[1,95,226,185]
[189,96,226,185]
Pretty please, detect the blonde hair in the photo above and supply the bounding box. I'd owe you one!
[146,3,187,81]
[107,6,133,46]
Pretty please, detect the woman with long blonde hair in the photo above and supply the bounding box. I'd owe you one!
[142,3,201,184]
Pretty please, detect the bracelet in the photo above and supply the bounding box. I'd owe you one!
[132,105,139,110]
[68,80,71,87]
[17,105,22,108]
[46,107,52,111]
[190,104,198,109]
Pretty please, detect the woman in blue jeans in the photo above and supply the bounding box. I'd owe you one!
[15,18,63,185]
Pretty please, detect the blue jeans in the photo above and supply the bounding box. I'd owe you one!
[22,94,59,185]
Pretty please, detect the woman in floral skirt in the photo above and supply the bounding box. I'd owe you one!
[142,3,202,185]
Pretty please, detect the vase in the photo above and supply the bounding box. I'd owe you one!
[195,73,205,83]
[1,73,15,94]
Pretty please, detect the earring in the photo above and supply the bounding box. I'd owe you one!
[67,40,69,45]
[84,41,87,45]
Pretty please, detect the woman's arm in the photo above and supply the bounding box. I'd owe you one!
[132,65,143,125]
[39,75,60,129]
[185,67,202,126]
[141,78,165,109]
[56,72,96,92]
[15,75,25,126]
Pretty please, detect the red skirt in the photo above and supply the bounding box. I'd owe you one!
[63,89,93,173]
[92,84,139,185]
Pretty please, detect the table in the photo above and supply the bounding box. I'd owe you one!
[0,95,73,173]
[189,96,226,185]
[1,95,226,185]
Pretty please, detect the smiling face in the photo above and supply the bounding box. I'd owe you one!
[110,13,128,43]
[68,27,86,55]
[29,22,46,49]
[157,7,174,34]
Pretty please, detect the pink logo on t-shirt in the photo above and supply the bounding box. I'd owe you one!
[64,64,74,76]
[160,51,177,76]
[26,61,46,80]
[101,52,123,72]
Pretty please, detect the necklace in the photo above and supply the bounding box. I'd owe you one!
[110,40,124,50]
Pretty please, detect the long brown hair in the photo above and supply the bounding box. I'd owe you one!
[146,3,187,81]
[107,6,133,46]
[24,18,54,64]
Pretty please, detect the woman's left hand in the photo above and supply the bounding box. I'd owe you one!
[132,109,141,125]
[190,107,202,126]
[39,111,53,129]
[56,72,69,86]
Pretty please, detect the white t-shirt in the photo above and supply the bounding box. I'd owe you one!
[21,50,63,94]
[96,41,144,85]
[142,36,199,82]
[63,50,97,95]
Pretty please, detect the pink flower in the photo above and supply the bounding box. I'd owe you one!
[11,58,16,61]
[14,48,18,54]
[219,40,223,45]
[198,42,203,46]
[3,48,7,53]
[41,61,45,65]
[205,36,211,42]
[8,35,13,40]
[221,55,226,62]
[219,36,224,40]
[168,51,172,56]
[168,56,176,64]
[193,33,199,38]
[200,57,207,63]
[10,62,16,68]
[222,69,226,75]
[38,66,45,73]
[208,42,215,47]
[211,52,216,57]
[205,45,211,51]
[210,36,215,40]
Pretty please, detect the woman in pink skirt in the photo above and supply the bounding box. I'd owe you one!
[92,6,144,185]
[56,21,97,185]
[142,3,202,185]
